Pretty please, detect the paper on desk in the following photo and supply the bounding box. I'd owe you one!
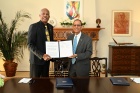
[18,78,31,83]
[130,78,140,83]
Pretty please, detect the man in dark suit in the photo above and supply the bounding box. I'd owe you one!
[27,8,54,77]
[67,19,92,77]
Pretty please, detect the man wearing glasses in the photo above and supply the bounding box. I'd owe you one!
[68,19,92,77]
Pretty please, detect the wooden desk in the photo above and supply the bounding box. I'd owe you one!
[99,77,140,93]
[0,77,140,93]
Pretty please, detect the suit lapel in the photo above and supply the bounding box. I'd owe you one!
[39,22,46,41]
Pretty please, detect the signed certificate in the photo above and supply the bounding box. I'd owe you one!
[46,40,73,58]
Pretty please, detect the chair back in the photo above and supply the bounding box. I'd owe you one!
[89,57,107,77]
[53,58,69,77]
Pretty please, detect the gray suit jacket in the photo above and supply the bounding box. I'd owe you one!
[67,32,92,76]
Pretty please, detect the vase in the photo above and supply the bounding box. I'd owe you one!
[3,60,18,77]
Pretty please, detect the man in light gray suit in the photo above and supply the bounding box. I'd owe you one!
[68,19,92,77]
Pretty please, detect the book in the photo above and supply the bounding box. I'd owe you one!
[46,40,73,58]
[112,38,133,46]
[110,77,130,86]
[56,78,74,88]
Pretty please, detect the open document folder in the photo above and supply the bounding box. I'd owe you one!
[46,40,73,58]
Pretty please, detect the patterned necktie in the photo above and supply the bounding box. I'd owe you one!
[72,36,77,64]
[45,25,50,41]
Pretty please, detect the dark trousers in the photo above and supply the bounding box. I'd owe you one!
[69,63,89,77]
[30,62,50,78]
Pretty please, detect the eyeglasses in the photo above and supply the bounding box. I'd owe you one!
[73,24,82,27]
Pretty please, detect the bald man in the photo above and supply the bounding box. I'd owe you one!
[28,8,54,77]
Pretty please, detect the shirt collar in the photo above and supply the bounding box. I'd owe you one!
[74,32,81,37]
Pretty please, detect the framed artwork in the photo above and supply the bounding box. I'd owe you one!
[65,0,83,20]
[112,10,132,36]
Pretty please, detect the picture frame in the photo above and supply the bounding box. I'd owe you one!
[64,0,83,20]
[112,10,132,36]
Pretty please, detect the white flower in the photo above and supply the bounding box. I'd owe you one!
[60,18,86,26]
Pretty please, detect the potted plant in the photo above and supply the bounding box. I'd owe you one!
[0,10,31,77]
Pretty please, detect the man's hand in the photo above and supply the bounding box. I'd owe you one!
[43,54,52,61]
[68,54,77,58]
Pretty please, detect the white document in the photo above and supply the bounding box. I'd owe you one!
[18,78,31,83]
[46,41,59,58]
[130,78,140,83]
[46,40,73,58]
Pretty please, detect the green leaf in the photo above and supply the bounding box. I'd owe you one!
[0,10,31,62]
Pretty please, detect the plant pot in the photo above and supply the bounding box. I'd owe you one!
[3,61,18,77]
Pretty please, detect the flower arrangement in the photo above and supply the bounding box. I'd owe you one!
[60,19,72,27]
[82,21,86,26]
[60,18,86,27]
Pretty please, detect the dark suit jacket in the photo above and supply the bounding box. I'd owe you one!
[67,32,92,76]
[27,21,54,65]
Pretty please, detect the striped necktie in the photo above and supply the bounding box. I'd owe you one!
[45,25,50,41]
[72,36,77,64]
